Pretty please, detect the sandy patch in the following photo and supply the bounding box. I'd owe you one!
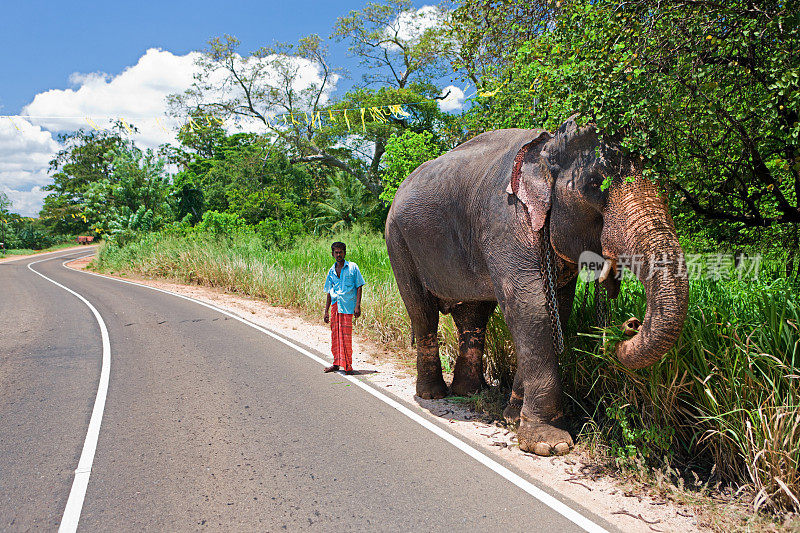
[68,257,705,532]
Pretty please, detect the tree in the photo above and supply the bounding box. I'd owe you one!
[450,0,557,89]
[460,0,800,252]
[329,0,459,194]
[0,192,12,249]
[312,172,381,232]
[40,126,128,235]
[168,125,324,224]
[169,35,354,184]
[333,0,453,89]
[379,130,444,203]
[82,145,173,237]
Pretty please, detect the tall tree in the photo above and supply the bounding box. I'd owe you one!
[458,0,800,251]
[330,1,458,192]
[40,126,128,235]
[169,35,354,183]
[333,0,453,89]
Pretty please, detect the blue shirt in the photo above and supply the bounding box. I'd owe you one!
[324,260,365,314]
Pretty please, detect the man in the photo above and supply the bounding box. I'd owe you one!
[323,242,365,375]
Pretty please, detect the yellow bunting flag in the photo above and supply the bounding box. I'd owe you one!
[6,117,20,132]
[186,116,199,132]
[85,117,104,131]
[479,81,506,98]
[343,110,351,131]
[312,111,321,129]
[265,115,273,128]
[304,111,309,125]
[120,118,134,135]
[328,109,336,123]
[360,108,366,131]
[388,104,410,118]
[155,117,169,134]
[369,107,388,124]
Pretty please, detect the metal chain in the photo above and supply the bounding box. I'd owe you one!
[542,225,564,355]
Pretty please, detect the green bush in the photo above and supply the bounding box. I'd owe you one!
[194,210,249,237]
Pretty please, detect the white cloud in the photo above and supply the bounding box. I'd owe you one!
[23,48,200,149]
[1,185,48,218]
[438,85,465,112]
[382,5,450,49]
[3,48,336,217]
[0,118,60,217]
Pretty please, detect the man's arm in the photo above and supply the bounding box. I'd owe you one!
[324,293,332,323]
[354,286,363,319]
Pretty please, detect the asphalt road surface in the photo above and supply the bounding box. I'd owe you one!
[0,250,616,532]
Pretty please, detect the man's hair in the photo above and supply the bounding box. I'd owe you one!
[331,241,346,252]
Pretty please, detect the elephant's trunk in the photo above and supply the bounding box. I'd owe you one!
[602,178,689,370]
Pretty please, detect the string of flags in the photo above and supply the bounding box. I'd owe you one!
[1,102,421,135]
[0,82,513,136]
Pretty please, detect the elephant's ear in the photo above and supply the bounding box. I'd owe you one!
[506,131,552,231]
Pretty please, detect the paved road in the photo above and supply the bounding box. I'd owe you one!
[0,250,615,531]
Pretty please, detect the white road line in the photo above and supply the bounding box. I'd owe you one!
[68,260,610,533]
[27,254,111,533]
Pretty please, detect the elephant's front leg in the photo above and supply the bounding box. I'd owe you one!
[503,277,576,426]
[500,291,573,456]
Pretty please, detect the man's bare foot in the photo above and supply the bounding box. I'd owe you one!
[324,365,339,373]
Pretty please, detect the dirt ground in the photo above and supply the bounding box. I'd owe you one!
[66,255,705,532]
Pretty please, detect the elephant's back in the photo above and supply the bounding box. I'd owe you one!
[390,128,547,216]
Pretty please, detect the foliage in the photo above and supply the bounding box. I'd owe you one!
[168,34,350,180]
[40,127,128,234]
[82,145,173,238]
[194,210,249,237]
[379,130,444,203]
[449,0,557,88]
[461,0,800,252]
[333,0,453,89]
[312,172,382,233]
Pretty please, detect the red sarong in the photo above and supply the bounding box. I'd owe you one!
[330,303,353,371]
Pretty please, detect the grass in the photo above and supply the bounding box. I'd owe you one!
[94,228,800,520]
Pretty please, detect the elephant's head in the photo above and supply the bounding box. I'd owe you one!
[508,116,688,369]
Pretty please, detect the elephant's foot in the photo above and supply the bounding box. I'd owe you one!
[503,403,521,424]
[416,378,449,400]
[517,415,573,456]
[449,372,486,397]
[503,391,523,423]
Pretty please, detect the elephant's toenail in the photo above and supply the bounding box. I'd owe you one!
[533,442,551,456]
[554,442,570,455]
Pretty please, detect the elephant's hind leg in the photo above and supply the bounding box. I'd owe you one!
[386,233,447,400]
[450,301,496,396]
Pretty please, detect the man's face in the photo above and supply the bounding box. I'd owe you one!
[332,247,346,263]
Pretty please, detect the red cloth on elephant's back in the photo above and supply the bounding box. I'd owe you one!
[330,303,353,371]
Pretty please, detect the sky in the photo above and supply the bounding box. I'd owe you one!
[0,0,466,217]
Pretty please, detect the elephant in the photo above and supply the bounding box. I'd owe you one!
[385,116,689,456]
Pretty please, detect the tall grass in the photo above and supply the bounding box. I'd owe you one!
[95,230,800,514]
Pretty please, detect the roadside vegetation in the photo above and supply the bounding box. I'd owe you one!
[94,226,800,525]
[7,0,799,525]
